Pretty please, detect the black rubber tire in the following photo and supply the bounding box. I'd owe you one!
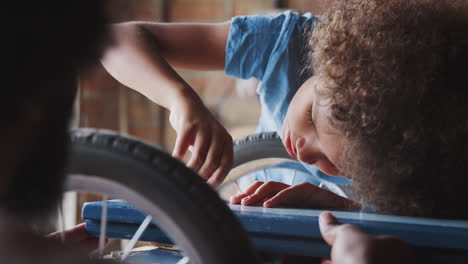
[233,132,292,168]
[65,129,259,264]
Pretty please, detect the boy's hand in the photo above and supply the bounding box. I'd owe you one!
[47,223,102,253]
[169,95,233,187]
[230,181,361,210]
[319,212,415,264]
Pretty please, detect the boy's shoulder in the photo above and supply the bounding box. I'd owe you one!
[232,10,316,32]
[226,10,317,81]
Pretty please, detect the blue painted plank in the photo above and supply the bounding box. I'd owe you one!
[229,205,468,250]
[82,200,468,251]
[83,200,468,263]
[82,200,150,225]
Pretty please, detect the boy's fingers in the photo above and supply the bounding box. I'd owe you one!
[207,144,233,187]
[241,181,289,206]
[264,182,327,207]
[199,136,225,180]
[308,183,361,210]
[295,182,361,210]
[319,211,340,245]
[244,181,265,194]
[206,164,227,188]
[319,193,362,211]
[172,127,194,159]
[263,186,299,207]
[230,181,264,204]
[187,132,210,172]
[263,182,360,210]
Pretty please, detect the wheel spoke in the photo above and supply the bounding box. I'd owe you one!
[98,195,108,257]
[234,179,244,194]
[289,170,296,185]
[57,204,65,243]
[121,215,153,261]
[262,169,268,182]
[176,256,190,264]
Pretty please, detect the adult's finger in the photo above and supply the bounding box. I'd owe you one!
[230,181,264,204]
[241,181,289,206]
[319,211,341,245]
[47,223,89,242]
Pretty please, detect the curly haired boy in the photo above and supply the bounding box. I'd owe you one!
[102,0,467,262]
[104,0,467,220]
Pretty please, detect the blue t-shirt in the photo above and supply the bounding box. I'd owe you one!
[225,11,350,187]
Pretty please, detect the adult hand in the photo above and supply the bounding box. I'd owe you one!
[47,223,102,253]
[319,211,415,264]
[230,181,361,210]
[169,94,233,187]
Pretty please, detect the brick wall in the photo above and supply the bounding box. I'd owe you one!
[163,0,279,147]
[80,0,166,148]
[77,0,166,222]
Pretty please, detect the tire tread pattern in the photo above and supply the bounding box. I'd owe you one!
[70,129,259,264]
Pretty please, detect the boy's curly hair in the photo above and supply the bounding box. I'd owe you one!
[309,0,468,219]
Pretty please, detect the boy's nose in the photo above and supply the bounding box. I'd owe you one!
[296,136,306,151]
[296,136,320,164]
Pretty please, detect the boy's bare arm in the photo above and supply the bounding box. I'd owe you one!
[136,21,230,70]
[102,21,230,108]
[101,21,233,186]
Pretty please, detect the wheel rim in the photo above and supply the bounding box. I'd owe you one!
[65,174,201,263]
[59,129,259,264]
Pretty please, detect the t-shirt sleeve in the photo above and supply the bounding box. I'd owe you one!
[225,11,315,81]
[225,12,286,80]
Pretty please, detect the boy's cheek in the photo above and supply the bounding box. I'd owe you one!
[315,160,342,177]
